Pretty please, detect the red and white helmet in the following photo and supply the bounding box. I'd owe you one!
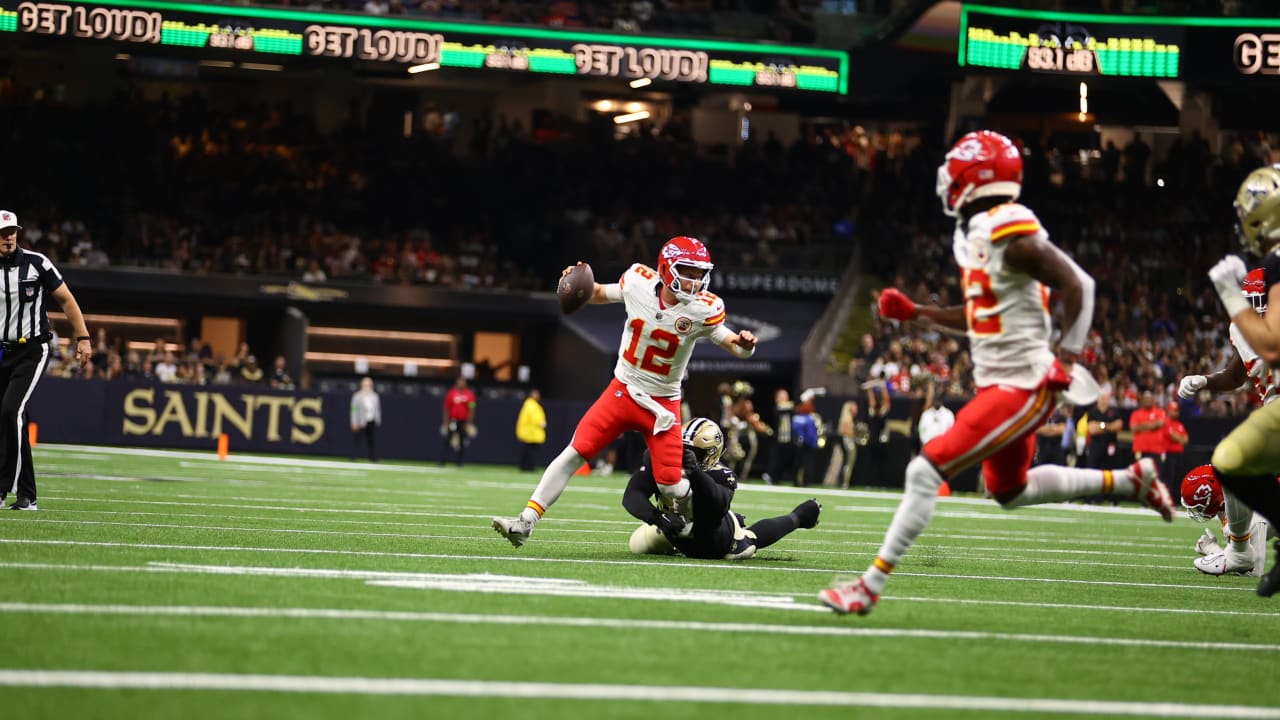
[1180,465,1225,522]
[1243,268,1268,315]
[657,236,713,303]
[936,130,1023,217]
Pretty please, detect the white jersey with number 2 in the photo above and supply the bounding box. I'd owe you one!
[952,202,1056,390]
[611,263,726,398]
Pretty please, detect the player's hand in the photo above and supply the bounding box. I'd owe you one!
[1208,255,1249,316]
[561,262,585,278]
[653,512,686,536]
[682,447,699,471]
[733,330,757,350]
[1178,375,1207,399]
[877,288,918,321]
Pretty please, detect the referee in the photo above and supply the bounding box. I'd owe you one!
[0,210,92,511]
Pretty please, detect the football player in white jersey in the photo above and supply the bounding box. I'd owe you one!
[819,130,1175,616]
[1177,269,1275,576]
[1201,165,1280,596]
[1180,465,1272,576]
[493,236,758,547]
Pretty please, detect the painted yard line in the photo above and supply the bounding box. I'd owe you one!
[884,595,1280,619]
[0,564,1268,621]
[30,442,1185,519]
[35,493,1194,543]
[3,601,1279,653]
[37,444,445,474]
[0,540,1254,592]
[2,671,1278,717]
[31,509,1202,558]
[177,462,364,477]
[15,518,1202,572]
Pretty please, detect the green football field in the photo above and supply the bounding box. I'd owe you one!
[2,443,1278,719]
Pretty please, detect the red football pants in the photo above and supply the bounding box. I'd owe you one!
[922,383,1056,495]
[571,378,683,486]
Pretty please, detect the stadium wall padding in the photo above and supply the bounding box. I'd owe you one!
[28,377,1240,485]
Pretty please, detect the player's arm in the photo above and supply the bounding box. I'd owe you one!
[1003,233,1095,369]
[621,470,662,523]
[710,325,756,359]
[1221,283,1280,366]
[876,287,967,331]
[1200,349,1248,393]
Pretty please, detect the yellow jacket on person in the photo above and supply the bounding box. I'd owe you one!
[516,397,546,444]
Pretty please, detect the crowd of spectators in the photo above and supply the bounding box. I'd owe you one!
[845,126,1279,420]
[46,330,298,388]
[2,86,858,291]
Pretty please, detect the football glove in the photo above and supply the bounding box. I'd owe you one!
[682,447,699,471]
[877,288,918,321]
[1208,255,1250,318]
[1178,375,1207,399]
[652,511,687,536]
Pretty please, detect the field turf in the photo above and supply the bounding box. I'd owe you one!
[2,444,1278,719]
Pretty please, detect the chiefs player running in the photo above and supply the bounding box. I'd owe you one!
[1177,268,1276,576]
[492,237,758,547]
[1180,465,1273,576]
[818,130,1175,616]
[1201,165,1280,596]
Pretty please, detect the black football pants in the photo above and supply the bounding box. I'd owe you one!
[0,343,49,502]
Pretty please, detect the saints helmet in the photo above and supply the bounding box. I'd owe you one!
[681,417,725,470]
[1234,165,1280,257]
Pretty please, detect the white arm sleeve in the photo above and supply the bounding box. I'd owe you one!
[710,325,754,359]
[602,283,622,302]
[1058,252,1095,356]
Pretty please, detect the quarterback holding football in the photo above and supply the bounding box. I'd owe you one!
[493,236,757,548]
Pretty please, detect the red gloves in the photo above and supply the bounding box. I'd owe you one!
[877,288,918,321]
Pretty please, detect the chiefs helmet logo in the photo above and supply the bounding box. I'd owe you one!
[1189,483,1214,507]
[947,138,985,162]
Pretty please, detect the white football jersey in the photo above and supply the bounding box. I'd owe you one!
[611,263,726,397]
[952,203,1056,390]
[1229,322,1279,406]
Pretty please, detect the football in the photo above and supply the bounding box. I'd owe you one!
[557,262,594,315]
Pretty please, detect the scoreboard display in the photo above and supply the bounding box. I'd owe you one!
[960,5,1183,78]
[0,0,848,93]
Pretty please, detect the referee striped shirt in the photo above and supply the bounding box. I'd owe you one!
[0,249,63,342]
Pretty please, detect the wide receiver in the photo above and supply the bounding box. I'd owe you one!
[818,130,1175,616]
[493,237,758,547]
[1200,165,1280,596]
[1177,268,1275,576]
[1181,465,1272,576]
[623,417,821,561]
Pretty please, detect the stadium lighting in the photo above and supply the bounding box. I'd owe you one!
[408,62,441,74]
[613,110,650,124]
[629,78,652,88]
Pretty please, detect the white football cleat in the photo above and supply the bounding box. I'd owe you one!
[818,577,879,616]
[1194,547,1257,576]
[1194,528,1222,556]
[1127,458,1175,522]
[492,516,533,548]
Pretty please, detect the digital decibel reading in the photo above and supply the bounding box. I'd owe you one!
[0,0,847,93]
[961,6,1182,78]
